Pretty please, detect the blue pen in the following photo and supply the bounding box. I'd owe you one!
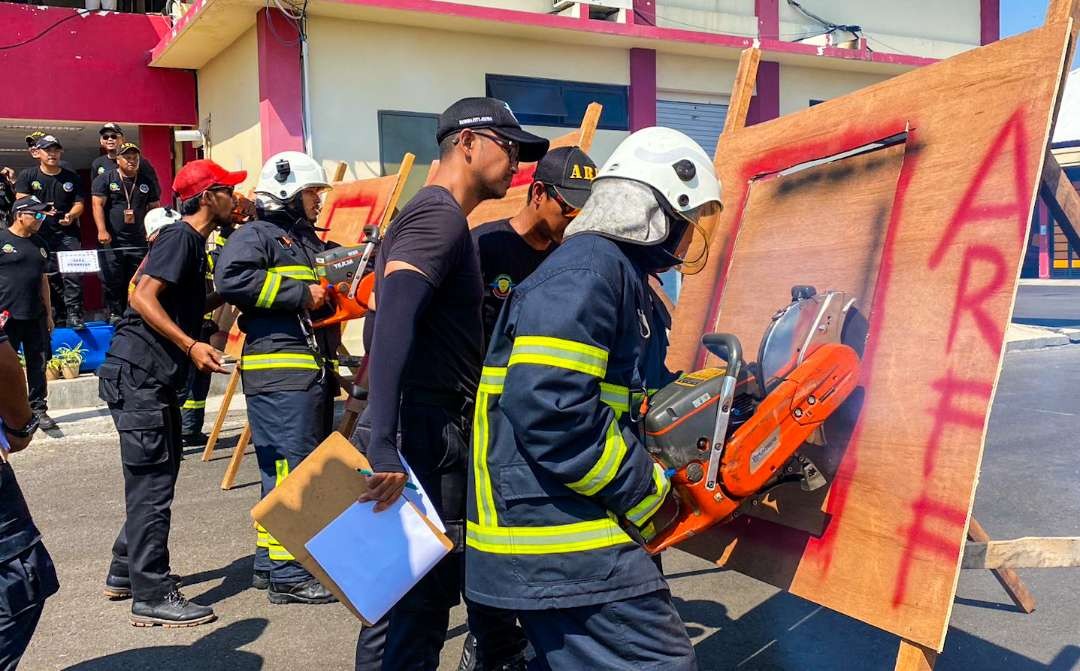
[356,469,420,491]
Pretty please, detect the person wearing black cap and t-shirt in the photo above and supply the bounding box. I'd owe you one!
[15,135,85,329]
[472,146,596,345]
[352,97,547,671]
[0,197,59,431]
[92,142,162,324]
[91,123,160,189]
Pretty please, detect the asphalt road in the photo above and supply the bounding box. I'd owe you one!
[10,345,1080,670]
[1013,283,1080,327]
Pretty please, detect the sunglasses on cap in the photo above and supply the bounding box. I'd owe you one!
[545,185,581,218]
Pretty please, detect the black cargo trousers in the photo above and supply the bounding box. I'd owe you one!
[352,392,526,671]
[97,355,183,602]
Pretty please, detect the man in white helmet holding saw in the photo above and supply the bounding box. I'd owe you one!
[214,151,340,605]
[462,127,722,669]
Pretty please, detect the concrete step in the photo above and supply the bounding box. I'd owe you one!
[44,370,234,411]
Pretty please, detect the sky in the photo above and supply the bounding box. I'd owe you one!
[1001,0,1080,66]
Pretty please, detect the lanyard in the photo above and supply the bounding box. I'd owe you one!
[119,172,138,210]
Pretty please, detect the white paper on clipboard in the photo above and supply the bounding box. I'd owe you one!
[398,451,445,533]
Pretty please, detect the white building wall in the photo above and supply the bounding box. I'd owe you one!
[305,17,631,178]
[778,64,887,116]
[196,26,261,192]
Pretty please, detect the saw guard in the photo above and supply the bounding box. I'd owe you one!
[311,272,374,328]
[644,342,860,554]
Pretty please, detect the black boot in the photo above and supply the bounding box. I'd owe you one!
[105,573,182,600]
[252,570,270,591]
[130,589,215,627]
[267,577,338,605]
[35,412,58,431]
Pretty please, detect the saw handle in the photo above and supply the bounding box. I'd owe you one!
[701,333,743,379]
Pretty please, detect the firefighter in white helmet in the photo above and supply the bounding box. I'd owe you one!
[463,127,722,670]
[214,151,341,605]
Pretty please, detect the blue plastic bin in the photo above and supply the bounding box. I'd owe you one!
[50,322,114,374]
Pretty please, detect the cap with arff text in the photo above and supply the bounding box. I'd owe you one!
[436,97,549,162]
[118,142,140,155]
[172,160,247,200]
[24,131,45,148]
[533,146,597,209]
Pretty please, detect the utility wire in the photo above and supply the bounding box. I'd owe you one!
[0,10,88,51]
[631,8,830,41]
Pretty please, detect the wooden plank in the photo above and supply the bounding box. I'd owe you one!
[221,422,251,490]
[201,365,240,462]
[331,161,348,183]
[963,537,1080,569]
[667,23,1073,650]
[894,640,938,671]
[378,153,415,234]
[575,102,603,153]
[722,47,761,136]
[967,518,1037,613]
[1042,153,1080,237]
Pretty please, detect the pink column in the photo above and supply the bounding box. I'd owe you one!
[980,0,1000,45]
[256,8,305,159]
[629,47,657,131]
[750,0,781,125]
[139,125,176,206]
[755,0,779,40]
[1038,199,1051,278]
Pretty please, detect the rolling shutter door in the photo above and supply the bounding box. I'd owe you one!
[656,100,728,155]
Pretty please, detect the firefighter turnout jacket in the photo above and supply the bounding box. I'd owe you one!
[214,212,340,392]
[465,232,673,611]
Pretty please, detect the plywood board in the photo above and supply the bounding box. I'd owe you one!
[317,154,414,246]
[668,22,1074,650]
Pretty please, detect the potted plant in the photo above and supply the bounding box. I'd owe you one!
[45,357,63,382]
[55,343,85,380]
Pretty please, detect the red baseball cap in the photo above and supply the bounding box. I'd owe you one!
[173,160,247,200]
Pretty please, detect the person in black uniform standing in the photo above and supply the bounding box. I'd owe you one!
[0,325,59,670]
[0,197,57,432]
[98,159,241,627]
[92,142,162,324]
[91,123,160,188]
[0,168,16,228]
[215,151,341,605]
[15,135,85,329]
[353,97,548,671]
[472,146,595,344]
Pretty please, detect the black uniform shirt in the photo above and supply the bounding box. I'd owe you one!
[374,185,483,396]
[14,167,82,237]
[471,218,555,345]
[91,168,160,247]
[107,222,207,388]
[91,154,159,190]
[0,229,48,320]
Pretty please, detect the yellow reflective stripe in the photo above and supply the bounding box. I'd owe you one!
[466,518,632,555]
[268,543,295,561]
[182,399,206,410]
[275,459,290,486]
[478,366,506,394]
[626,463,671,526]
[268,265,317,281]
[473,390,497,527]
[256,271,282,308]
[599,382,630,413]
[567,419,628,497]
[508,336,608,378]
[241,353,319,371]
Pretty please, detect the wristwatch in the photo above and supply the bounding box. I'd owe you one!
[4,415,40,439]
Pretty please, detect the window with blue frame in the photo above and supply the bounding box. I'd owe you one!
[486,75,629,131]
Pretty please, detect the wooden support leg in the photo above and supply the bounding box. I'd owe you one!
[967,517,1037,613]
[221,422,252,490]
[202,367,241,462]
[894,640,938,671]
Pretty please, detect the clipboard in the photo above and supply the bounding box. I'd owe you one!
[251,432,451,623]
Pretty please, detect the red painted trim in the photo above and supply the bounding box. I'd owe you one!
[747,61,780,125]
[980,0,1000,45]
[154,0,937,70]
[139,125,176,205]
[755,0,779,41]
[0,5,195,126]
[256,8,305,158]
[629,48,657,131]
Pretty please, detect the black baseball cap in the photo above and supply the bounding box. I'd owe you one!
[34,135,62,150]
[118,142,140,155]
[24,131,44,148]
[533,146,596,209]
[437,97,549,162]
[100,123,124,136]
[12,196,52,214]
